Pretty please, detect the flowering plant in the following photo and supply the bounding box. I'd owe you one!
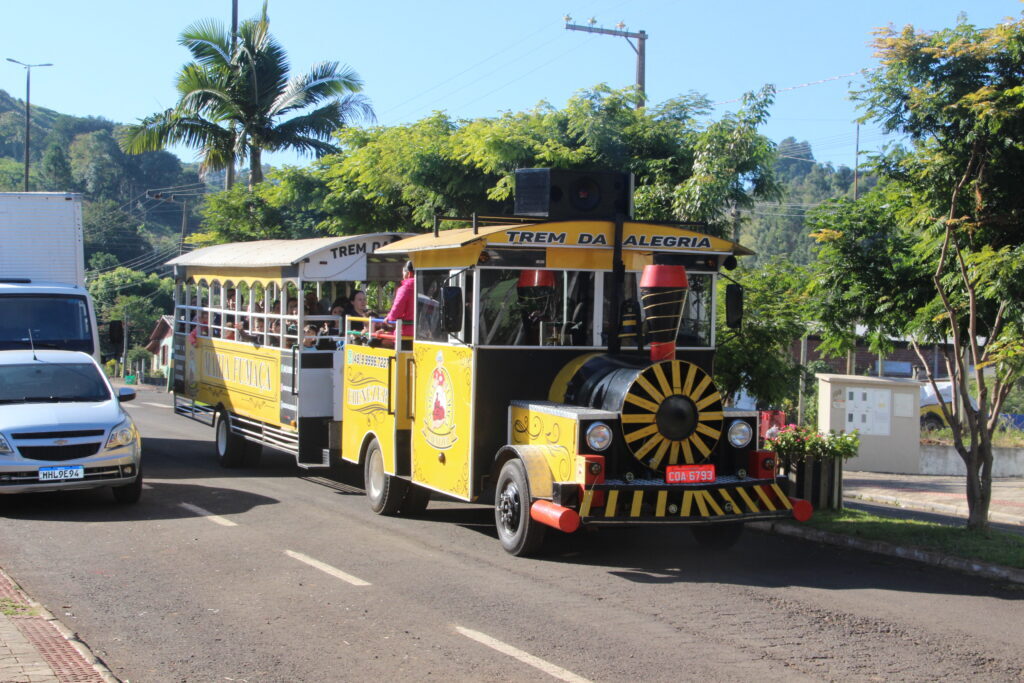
[765,424,859,462]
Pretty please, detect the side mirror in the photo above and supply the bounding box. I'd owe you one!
[440,286,463,333]
[109,320,124,347]
[725,284,744,329]
[117,387,136,403]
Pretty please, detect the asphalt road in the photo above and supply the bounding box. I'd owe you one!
[1,394,1022,682]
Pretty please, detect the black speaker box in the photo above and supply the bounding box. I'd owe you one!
[514,168,633,220]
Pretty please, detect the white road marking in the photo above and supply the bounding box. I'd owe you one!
[284,550,371,587]
[179,502,238,527]
[141,401,171,408]
[141,484,153,490]
[455,625,592,683]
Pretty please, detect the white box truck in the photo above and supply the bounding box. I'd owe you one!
[0,193,101,360]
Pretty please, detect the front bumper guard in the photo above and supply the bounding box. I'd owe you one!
[553,475,797,525]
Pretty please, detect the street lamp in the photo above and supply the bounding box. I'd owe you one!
[6,58,53,192]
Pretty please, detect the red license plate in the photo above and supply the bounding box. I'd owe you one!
[665,464,716,484]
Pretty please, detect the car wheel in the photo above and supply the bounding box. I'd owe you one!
[494,458,545,556]
[921,414,945,431]
[112,465,143,504]
[215,411,245,468]
[364,438,406,515]
[690,522,744,549]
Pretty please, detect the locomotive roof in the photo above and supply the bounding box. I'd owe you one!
[376,220,754,258]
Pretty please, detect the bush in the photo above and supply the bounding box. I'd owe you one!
[766,424,860,462]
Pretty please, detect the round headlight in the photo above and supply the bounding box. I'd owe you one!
[586,422,612,451]
[727,420,753,448]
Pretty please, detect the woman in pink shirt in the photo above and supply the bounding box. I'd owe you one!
[386,261,415,338]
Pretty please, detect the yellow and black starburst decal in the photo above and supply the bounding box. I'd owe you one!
[620,360,723,471]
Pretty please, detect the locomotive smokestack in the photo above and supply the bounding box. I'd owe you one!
[639,264,688,362]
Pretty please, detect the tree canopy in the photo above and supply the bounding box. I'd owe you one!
[119,3,372,188]
[195,84,782,242]
[809,15,1024,530]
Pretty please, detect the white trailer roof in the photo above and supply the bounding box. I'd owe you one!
[166,234,411,281]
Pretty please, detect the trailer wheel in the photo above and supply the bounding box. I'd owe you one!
[243,440,263,467]
[364,438,406,515]
[494,459,545,556]
[215,411,245,468]
[400,484,431,516]
[690,522,744,550]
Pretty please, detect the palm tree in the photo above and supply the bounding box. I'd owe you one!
[120,4,373,188]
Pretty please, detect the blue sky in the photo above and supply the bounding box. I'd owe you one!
[3,0,1020,171]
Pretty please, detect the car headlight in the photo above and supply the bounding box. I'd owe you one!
[0,434,12,455]
[586,422,613,452]
[105,419,137,450]
[727,420,753,448]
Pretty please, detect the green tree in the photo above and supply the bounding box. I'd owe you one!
[304,85,779,237]
[69,130,127,200]
[82,200,151,265]
[119,3,372,188]
[814,16,1024,530]
[714,259,811,408]
[38,143,76,191]
[88,267,173,324]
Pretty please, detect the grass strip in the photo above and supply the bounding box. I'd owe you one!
[805,508,1024,569]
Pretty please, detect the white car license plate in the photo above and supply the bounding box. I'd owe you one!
[38,466,84,481]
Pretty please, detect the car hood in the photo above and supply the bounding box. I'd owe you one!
[0,399,125,433]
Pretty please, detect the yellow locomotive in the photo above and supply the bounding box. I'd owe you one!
[340,170,812,555]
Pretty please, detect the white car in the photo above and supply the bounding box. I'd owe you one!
[0,350,142,502]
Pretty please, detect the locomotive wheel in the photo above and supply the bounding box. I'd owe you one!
[400,483,431,516]
[364,438,407,515]
[621,360,724,470]
[215,411,246,468]
[690,522,744,550]
[494,459,546,556]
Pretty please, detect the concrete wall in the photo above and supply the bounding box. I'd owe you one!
[921,445,1024,477]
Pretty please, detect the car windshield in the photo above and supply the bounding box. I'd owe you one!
[0,362,110,404]
[0,295,94,355]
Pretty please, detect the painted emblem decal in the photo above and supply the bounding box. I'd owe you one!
[423,351,457,450]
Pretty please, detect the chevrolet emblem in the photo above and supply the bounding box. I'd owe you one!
[54,439,69,446]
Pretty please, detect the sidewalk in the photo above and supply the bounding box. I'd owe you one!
[843,470,1024,527]
[0,568,114,682]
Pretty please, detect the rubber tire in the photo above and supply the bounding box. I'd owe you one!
[690,522,744,550]
[215,411,245,468]
[364,439,407,515]
[494,459,546,556]
[243,439,263,467]
[921,414,945,431]
[400,484,431,516]
[112,465,143,504]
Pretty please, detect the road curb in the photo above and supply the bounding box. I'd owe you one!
[845,492,1024,527]
[0,567,120,683]
[749,520,1024,585]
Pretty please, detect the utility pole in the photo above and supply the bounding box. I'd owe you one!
[6,58,52,191]
[122,308,129,378]
[148,192,192,254]
[847,122,860,375]
[565,17,647,108]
